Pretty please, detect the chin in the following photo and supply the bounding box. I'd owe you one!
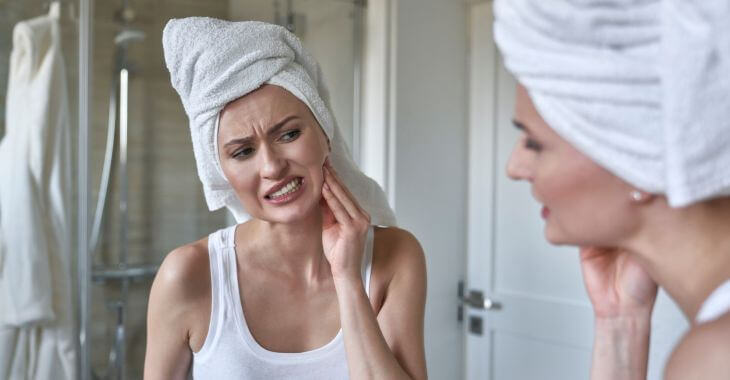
[544,224,580,247]
[544,229,568,246]
[263,197,320,224]
[544,223,614,248]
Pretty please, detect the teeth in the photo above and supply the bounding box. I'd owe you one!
[269,178,301,199]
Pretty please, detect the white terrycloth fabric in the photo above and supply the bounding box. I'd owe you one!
[0,4,76,379]
[494,0,730,207]
[162,18,396,225]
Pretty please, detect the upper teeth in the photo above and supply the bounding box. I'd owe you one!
[270,178,301,198]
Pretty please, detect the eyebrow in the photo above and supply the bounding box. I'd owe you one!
[223,115,300,148]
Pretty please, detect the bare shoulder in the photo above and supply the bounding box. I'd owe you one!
[150,237,211,315]
[372,227,426,286]
[145,237,212,377]
[665,312,730,380]
[374,227,425,266]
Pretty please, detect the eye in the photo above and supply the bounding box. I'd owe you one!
[524,137,542,152]
[232,146,255,159]
[279,129,301,142]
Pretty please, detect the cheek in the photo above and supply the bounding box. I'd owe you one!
[288,135,328,181]
[307,150,327,193]
[537,158,635,244]
[222,162,259,200]
[532,158,584,206]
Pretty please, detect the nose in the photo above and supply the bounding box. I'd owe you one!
[258,144,287,179]
[506,139,532,181]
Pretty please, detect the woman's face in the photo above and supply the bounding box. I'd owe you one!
[217,85,329,224]
[507,85,641,247]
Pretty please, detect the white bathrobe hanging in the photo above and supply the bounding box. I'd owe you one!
[0,3,76,379]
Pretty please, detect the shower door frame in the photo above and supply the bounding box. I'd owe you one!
[76,0,92,378]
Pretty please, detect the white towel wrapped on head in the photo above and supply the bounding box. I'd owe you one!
[162,18,396,225]
[494,0,730,207]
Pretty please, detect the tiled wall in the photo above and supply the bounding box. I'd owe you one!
[88,0,229,377]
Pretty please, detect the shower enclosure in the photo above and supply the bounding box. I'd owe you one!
[0,0,364,379]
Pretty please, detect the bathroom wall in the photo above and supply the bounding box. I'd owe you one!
[88,0,229,377]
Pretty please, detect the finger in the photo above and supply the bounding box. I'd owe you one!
[320,198,336,227]
[322,182,352,224]
[324,168,363,219]
[324,168,361,218]
[323,164,364,213]
[323,161,370,223]
[324,160,354,199]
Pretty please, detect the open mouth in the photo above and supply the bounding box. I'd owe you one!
[264,177,304,201]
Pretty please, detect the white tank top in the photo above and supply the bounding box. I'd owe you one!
[191,224,375,379]
[696,279,730,324]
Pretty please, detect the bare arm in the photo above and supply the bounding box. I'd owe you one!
[334,230,427,380]
[321,160,427,380]
[590,314,652,380]
[144,244,209,380]
[579,247,658,380]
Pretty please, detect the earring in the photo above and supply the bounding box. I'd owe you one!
[630,190,643,202]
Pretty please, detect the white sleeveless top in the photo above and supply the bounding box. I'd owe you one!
[191,224,375,379]
[696,279,730,324]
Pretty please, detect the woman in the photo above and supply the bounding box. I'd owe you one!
[495,0,730,379]
[144,19,427,379]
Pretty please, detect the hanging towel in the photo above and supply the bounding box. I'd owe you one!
[162,18,397,225]
[0,3,77,379]
[494,0,730,207]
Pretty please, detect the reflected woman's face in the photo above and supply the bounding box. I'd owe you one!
[506,85,641,247]
[217,85,329,224]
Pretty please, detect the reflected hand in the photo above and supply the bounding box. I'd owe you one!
[579,247,658,319]
[320,159,370,281]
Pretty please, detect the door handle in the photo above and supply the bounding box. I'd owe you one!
[458,281,502,312]
[461,290,502,310]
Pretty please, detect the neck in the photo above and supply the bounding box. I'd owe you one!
[623,197,730,323]
[244,209,331,284]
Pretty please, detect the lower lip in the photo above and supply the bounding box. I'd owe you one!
[265,178,305,205]
[541,206,550,219]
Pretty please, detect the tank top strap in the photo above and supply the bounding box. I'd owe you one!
[696,278,730,324]
[220,224,242,308]
[193,225,239,360]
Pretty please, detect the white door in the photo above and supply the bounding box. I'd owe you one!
[361,0,470,377]
[464,2,688,379]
